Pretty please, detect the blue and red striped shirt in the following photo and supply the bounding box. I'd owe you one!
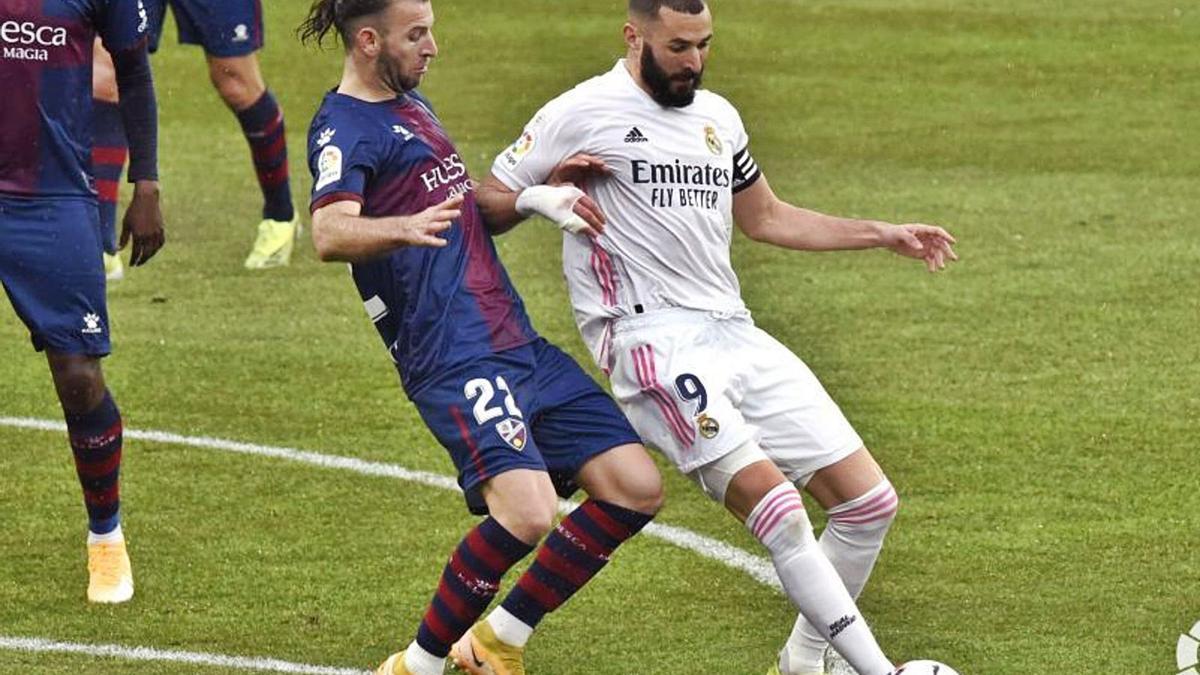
[1,0,149,198]
[307,91,538,392]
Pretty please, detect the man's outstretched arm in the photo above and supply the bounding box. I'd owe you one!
[732,174,959,272]
[311,195,463,263]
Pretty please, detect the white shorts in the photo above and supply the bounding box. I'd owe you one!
[608,308,864,479]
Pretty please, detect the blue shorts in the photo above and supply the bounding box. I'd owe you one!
[0,196,111,356]
[411,339,642,515]
[147,0,264,58]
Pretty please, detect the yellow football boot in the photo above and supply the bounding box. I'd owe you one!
[86,538,133,603]
[450,621,525,675]
[243,216,299,269]
[375,651,415,675]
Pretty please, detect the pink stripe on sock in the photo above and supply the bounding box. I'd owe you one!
[834,494,899,525]
[832,486,896,519]
[755,501,805,541]
[750,489,803,540]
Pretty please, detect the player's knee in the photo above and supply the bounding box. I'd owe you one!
[497,497,557,543]
[617,469,664,516]
[209,66,263,111]
[746,482,817,552]
[773,501,818,549]
[827,479,900,536]
[93,72,119,103]
[48,357,105,415]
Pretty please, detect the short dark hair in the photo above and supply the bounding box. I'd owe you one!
[628,0,706,20]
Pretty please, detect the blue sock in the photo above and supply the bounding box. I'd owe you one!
[235,90,294,222]
[65,391,123,535]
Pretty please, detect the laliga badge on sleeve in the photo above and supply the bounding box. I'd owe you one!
[315,144,343,191]
[501,130,536,169]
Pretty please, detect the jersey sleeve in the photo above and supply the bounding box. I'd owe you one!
[727,105,762,194]
[490,97,588,191]
[308,120,380,212]
[99,0,150,53]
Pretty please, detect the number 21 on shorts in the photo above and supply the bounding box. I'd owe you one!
[464,376,529,451]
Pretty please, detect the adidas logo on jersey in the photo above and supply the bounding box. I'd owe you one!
[624,127,649,143]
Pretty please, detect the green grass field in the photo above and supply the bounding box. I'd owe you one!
[2,1,1197,673]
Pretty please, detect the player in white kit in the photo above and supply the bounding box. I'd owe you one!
[473,1,958,674]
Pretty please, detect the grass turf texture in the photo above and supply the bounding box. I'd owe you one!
[1,0,1197,672]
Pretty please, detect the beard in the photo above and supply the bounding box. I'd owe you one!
[640,44,703,108]
[377,52,421,94]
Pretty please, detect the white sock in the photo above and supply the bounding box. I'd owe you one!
[402,641,443,675]
[487,606,534,648]
[87,524,123,546]
[746,483,892,675]
[781,480,899,674]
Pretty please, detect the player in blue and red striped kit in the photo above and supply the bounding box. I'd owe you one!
[299,1,663,674]
[1,0,165,603]
[92,0,297,272]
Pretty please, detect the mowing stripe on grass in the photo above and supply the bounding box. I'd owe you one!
[0,416,782,591]
[0,636,370,674]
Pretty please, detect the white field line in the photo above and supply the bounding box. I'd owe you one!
[0,416,781,591]
[0,636,370,674]
[0,416,780,672]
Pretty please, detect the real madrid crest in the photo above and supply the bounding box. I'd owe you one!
[704,125,723,156]
[696,413,721,439]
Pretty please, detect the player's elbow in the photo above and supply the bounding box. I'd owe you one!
[738,213,776,244]
[310,221,342,262]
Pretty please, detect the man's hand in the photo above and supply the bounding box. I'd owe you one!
[518,153,615,237]
[119,180,165,266]
[881,224,959,272]
[516,184,606,237]
[548,153,611,187]
[397,194,463,248]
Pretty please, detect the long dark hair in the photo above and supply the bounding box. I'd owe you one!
[298,0,398,48]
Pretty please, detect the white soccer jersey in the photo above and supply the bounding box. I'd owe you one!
[492,60,762,373]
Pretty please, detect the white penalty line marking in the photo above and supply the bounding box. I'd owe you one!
[0,416,781,591]
[0,416,779,671]
[0,636,370,675]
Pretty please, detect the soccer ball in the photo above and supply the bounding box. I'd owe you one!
[894,660,961,675]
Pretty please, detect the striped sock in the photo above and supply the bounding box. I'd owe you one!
[235,90,294,223]
[65,391,123,536]
[92,100,127,255]
[414,517,533,658]
[499,500,653,631]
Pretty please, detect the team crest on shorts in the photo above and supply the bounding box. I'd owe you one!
[704,125,723,156]
[496,417,528,451]
[696,413,720,439]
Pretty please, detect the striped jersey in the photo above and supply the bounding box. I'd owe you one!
[308,90,538,392]
[491,60,762,372]
[1,0,149,198]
